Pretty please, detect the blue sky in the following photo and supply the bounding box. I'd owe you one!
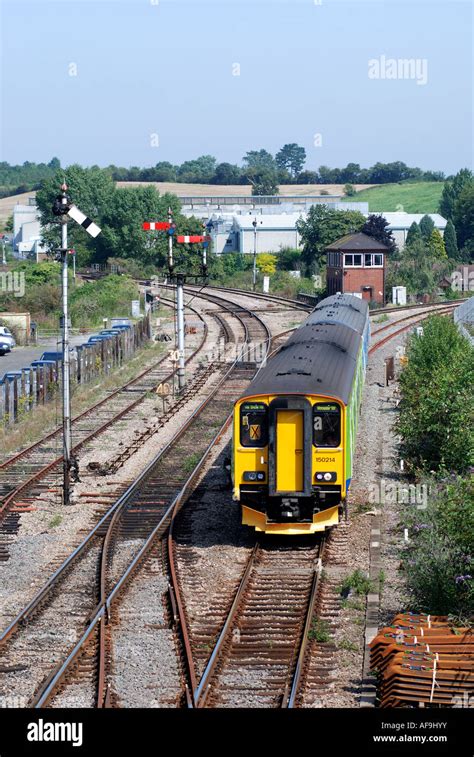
[0,0,472,174]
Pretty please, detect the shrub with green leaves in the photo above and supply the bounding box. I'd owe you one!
[397,315,474,474]
[401,477,474,616]
[69,274,139,328]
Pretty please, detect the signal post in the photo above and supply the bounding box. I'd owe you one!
[143,213,210,394]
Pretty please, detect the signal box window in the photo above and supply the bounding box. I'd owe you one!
[313,403,341,447]
[240,402,268,448]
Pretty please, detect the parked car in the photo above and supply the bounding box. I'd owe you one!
[112,324,132,332]
[38,351,63,362]
[0,339,11,356]
[87,335,113,344]
[0,326,16,348]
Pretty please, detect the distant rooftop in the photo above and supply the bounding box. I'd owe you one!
[380,212,447,229]
[233,213,305,230]
[325,232,390,251]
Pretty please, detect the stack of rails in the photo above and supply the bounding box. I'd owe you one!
[370,614,474,707]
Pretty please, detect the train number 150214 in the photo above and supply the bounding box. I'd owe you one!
[315,457,336,462]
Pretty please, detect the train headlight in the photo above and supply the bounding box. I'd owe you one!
[315,472,337,483]
[243,471,265,482]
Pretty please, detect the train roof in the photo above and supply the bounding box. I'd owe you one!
[240,321,363,405]
[305,306,368,336]
[314,293,369,317]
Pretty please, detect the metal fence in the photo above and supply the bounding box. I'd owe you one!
[0,315,151,427]
[454,297,474,345]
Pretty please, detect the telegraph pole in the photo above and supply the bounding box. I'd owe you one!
[252,217,258,291]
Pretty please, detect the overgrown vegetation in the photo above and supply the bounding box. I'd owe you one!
[207,250,321,299]
[396,314,474,617]
[401,477,474,616]
[397,316,474,474]
[308,618,331,643]
[0,260,140,329]
[69,275,139,328]
[339,570,374,597]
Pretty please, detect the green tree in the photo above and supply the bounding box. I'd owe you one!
[419,214,435,240]
[242,149,275,171]
[152,162,177,182]
[275,143,306,179]
[296,205,366,271]
[177,155,216,183]
[439,168,473,220]
[386,239,448,297]
[443,220,458,259]
[340,163,362,183]
[248,169,279,196]
[361,214,396,252]
[296,170,319,184]
[428,228,447,259]
[452,182,474,249]
[405,221,421,247]
[211,163,242,185]
[397,315,474,473]
[36,165,116,260]
[277,247,301,270]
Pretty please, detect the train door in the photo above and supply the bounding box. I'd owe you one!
[268,397,312,497]
[276,410,304,492]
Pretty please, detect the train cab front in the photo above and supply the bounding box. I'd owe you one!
[233,395,344,535]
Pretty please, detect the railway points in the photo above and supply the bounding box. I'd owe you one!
[0,286,469,715]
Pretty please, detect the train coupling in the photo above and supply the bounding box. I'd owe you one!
[280,498,301,519]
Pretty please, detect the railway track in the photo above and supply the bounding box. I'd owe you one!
[0,294,272,708]
[170,526,324,708]
[0,286,461,710]
[164,295,460,710]
[0,302,211,562]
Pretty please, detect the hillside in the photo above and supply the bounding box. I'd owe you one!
[353,182,443,213]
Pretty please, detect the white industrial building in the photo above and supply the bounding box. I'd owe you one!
[207,202,369,255]
[12,198,48,260]
[380,212,447,249]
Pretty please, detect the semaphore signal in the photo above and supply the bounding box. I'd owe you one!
[51,182,101,506]
[142,214,210,393]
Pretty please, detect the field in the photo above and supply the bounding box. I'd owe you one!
[353,181,444,213]
[0,190,36,224]
[0,183,376,227]
[115,181,374,196]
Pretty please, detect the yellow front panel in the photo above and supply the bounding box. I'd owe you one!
[276,410,303,492]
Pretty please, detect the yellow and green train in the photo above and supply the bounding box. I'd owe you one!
[232,293,370,535]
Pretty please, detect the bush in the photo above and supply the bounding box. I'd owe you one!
[277,247,302,271]
[69,274,139,328]
[401,477,474,616]
[397,316,474,473]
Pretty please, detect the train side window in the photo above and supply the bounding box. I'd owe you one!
[313,403,341,447]
[240,402,268,448]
